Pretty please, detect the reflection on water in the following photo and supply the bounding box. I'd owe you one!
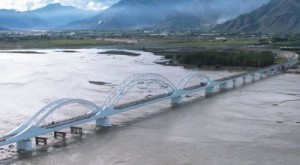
[0,49,299,164]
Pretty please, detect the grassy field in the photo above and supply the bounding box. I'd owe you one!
[0,37,260,50]
[0,39,125,49]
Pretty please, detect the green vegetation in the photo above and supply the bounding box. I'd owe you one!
[56,50,79,53]
[274,56,288,64]
[98,50,140,56]
[0,39,125,49]
[165,51,276,68]
[0,50,46,54]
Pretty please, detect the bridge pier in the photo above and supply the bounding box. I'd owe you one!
[96,117,110,127]
[171,96,182,105]
[251,74,255,82]
[219,82,228,90]
[242,76,247,84]
[276,67,280,73]
[232,79,237,88]
[17,139,32,152]
[205,86,215,96]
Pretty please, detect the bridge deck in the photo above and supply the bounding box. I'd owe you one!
[114,93,172,110]
[183,83,207,91]
[40,114,95,129]
[215,65,280,82]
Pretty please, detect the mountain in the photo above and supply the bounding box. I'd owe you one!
[0,9,49,30]
[68,0,182,30]
[67,0,270,30]
[0,3,98,30]
[214,0,300,32]
[0,26,7,30]
[29,3,98,28]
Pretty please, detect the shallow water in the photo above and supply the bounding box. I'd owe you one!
[0,49,299,164]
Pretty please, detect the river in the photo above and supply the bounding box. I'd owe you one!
[0,49,299,165]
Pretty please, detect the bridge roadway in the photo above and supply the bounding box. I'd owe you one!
[114,93,173,110]
[0,51,298,152]
[40,114,96,129]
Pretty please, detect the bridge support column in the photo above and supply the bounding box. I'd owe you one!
[219,82,228,90]
[171,96,182,105]
[242,76,247,84]
[232,79,237,88]
[205,86,215,96]
[17,139,32,152]
[251,74,255,82]
[275,67,278,74]
[96,117,110,127]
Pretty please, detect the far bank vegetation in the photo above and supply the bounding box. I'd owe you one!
[164,50,277,68]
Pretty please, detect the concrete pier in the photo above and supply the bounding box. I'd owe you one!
[96,117,110,127]
[260,72,264,79]
[219,82,228,90]
[205,86,215,96]
[251,74,255,82]
[17,139,32,152]
[233,79,237,87]
[242,76,247,84]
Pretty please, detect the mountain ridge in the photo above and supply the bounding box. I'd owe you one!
[67,0,270,30]
[29,3,98,28]
[0,3,98,30]
[214,0,300,32]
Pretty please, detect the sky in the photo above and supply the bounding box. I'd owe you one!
[0,0,120,11]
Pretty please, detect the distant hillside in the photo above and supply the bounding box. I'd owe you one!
[214,0,300,32]
[0,26,7,30]
[67,0,270,30]
[0,3,98,30]
[0,9,49,30]
[29,3,98,28]
[68,0,180,30]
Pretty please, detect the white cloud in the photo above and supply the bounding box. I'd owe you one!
[86,1,110,11]
[0,0,119,11]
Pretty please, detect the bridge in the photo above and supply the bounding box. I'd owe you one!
[0,51,298,152]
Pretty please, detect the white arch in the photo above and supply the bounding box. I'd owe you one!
[26,99,101,126]
[102,73,177,108]
[177,72,211,90]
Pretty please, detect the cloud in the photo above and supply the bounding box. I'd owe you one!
[86,1,110,11]
[0,0,120,11]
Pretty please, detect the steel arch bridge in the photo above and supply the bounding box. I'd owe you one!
[0,51,298,152]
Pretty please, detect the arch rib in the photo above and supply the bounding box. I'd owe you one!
[26,99,101,126]
[177,72,211,90]
[102,73,177,108]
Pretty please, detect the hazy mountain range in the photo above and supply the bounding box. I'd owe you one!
[68,0,271,30]
[0,0,299,32]
[0,3,97,30]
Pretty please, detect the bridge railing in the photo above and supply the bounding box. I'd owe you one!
[40,113,95,128]
[114,93,173,110]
